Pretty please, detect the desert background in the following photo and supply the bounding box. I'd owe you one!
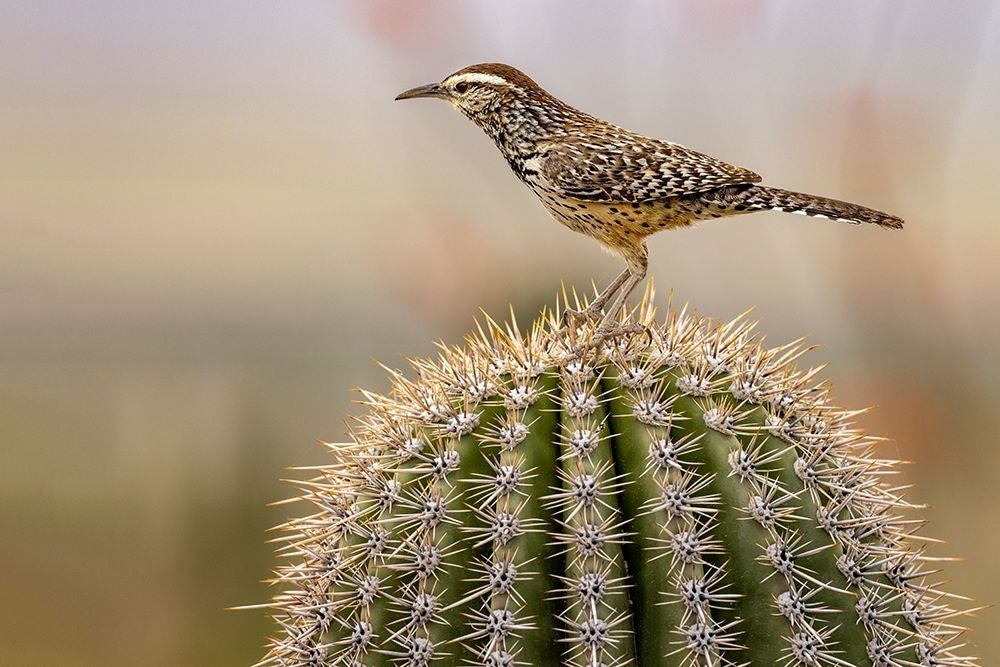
[2,1,998,664]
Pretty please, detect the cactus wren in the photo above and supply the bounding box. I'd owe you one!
[396,63,903,332]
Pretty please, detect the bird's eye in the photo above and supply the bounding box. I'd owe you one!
[455,82,469,94]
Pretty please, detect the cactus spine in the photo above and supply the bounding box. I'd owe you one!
[250,291,977,666]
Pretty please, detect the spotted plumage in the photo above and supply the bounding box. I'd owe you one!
[396,63,903,326]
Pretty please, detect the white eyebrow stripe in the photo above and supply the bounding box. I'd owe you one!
[446,72,510,87]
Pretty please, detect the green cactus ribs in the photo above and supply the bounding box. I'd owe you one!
[248,288,977,667]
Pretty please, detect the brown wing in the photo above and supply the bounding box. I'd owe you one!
[538,125,761,203]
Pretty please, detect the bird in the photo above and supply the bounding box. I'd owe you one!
[395,63,903,337]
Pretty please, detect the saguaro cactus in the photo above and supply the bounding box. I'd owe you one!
[248,292,977,666]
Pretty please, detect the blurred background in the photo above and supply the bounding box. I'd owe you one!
[2,1,998,664]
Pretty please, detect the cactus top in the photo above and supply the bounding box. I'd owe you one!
[247,291,976,667]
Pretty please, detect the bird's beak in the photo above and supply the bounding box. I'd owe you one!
[395,83,448,101]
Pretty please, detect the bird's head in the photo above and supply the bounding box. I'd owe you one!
[395,63,549,128]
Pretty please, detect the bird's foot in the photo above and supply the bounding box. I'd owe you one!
[561,306,603,330]
[594,321,652,348]
[566,321,652,360]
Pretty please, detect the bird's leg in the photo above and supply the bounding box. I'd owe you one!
[568,268,648,358]
[588,267,632,315]
[562,268,631,328]
[597,268,645,332]
[570,247,650,355]
[598,246,648,332]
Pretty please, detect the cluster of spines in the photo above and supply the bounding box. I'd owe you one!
[551,357,634,666]
[244,290,978,667]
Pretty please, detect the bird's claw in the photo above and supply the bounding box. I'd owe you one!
[565,321,652,360]
[594,322,651,347]
[561,306,602,330]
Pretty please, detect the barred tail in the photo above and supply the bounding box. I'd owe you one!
[743,185,904,229]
